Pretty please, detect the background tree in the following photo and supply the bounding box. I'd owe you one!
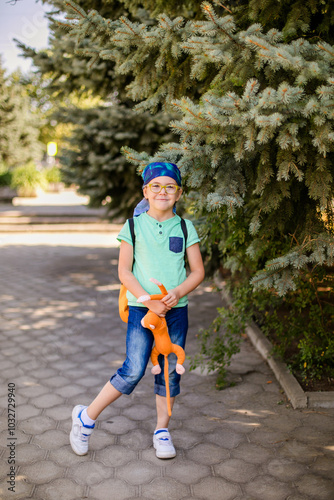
[57,102,175,213]
[0,60,42,168]
[234,0,334,43]
[16,0,178,214]
[57,0,334,384]
[60,0,334,289]
[17,0,333,214]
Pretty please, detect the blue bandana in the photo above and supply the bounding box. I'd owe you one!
[142,162,182,187]
[134,162,182,217]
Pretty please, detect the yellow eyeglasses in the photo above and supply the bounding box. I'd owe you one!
[148,183,180,194]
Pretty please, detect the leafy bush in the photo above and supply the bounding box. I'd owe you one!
[254,270,334,387]
[191,269,334,389]
[11,162,47,196]
[44,166,62,184]
[189,286,248,389]
[0,163,13,187]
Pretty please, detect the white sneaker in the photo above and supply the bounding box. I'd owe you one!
[153,429,176,459]
[70,405,95,456]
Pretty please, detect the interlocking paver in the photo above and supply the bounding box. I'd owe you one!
[54,384,87,398]
[214,458,258,483]
[311,455,334,478]
[20,460,63,484]
[122,404,154,421]
[116,460,160,485]
[1,216,334,500]
[230,442,273,464]
[249,426,290,447]
[244,475,291,500]
[33,393,64,409]
[277,440,323,463]
[0,478,34,500]
[186,443,229,465]
[17,384,49,399]
[193,477,240,500]
[67,461,113,486]
[264,458,306,481]
[95,445,136,467]
[141,477,189,500]
[34,478,85,500]
[16,444,45,465]
[89,478,136,500]
[48,445,90,467]
[18,415,56,434]
[32,429,69,449]
[118,429,153,451]
[164,459,210,485]
[0,429,30,447]
[16,404,41,420]
[99,415,137,435]
[86,429,116,451]
[206,428,245,449]
[0,459,9,479]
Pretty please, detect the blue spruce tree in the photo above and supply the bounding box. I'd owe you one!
[59,0,334,386]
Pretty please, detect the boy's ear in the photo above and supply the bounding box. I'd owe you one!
[176,187,183,201]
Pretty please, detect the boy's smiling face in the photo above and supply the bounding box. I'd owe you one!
[143,175,182,216]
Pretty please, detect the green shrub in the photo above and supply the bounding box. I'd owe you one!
[255,271,334,386]
[191,270,334,389]
[11,162,47,197]
[44,166,62,184]
[0,163,13,187]
[189,286,248,389]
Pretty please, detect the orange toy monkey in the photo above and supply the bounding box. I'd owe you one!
[119,278,185,416]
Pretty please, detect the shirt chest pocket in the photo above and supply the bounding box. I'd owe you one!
[169,236,183,253]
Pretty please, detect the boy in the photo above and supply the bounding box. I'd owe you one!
[70,162,204,458]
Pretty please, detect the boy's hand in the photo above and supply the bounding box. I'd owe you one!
[161,289,180,308]
[143,299,171,317]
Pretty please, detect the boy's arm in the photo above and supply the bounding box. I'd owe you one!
[161,243,205,308]
[118,240,171,316]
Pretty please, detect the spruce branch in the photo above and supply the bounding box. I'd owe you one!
[212,1,232,14]
[317,43,334,57]
[245,37,270,52]
[63,0,86,19]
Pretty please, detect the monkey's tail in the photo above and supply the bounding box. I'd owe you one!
[164,356,172,417]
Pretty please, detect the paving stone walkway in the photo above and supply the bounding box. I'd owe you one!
[0,231,334,500]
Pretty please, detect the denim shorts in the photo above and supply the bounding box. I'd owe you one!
[110,305,188,398]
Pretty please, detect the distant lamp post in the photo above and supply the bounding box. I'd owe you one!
[47,142,57,165]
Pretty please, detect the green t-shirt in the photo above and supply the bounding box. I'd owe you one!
[117,212,200,307]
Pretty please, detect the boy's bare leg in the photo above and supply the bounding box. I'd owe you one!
[155,394,175,430]
[86,382,122,420]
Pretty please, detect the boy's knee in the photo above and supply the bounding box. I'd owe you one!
[127,367,146,386]
[110,365,146,395]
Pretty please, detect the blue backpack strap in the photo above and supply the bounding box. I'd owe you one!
[128,217,135,267]
[180,218,188,265]
[128,217,135,250]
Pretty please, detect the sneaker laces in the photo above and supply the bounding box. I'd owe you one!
[156,433,173,447]
[73,422,93,442]
[80,431,91,442]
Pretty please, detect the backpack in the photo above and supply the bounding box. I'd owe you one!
[119,217,188,322]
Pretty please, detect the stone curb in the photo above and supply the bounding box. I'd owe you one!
[0,223,123,233]
[216,276,334,409]
[0,216,106,223]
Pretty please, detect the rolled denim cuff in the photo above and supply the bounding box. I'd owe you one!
[110,373,136,395]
